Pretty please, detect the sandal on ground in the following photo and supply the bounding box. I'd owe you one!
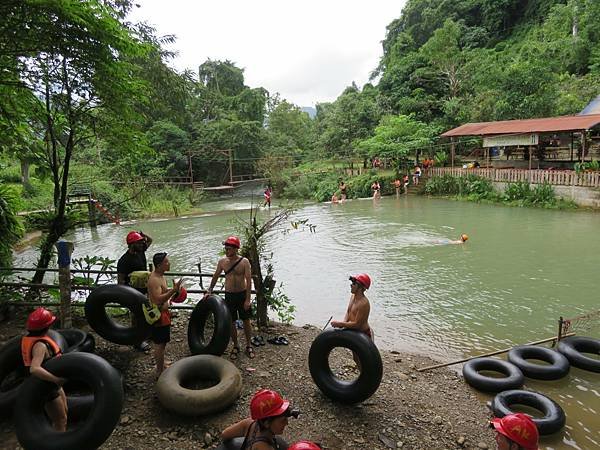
[251,336,261,347]
[230,346,240,360]
[258,335,266,346]
[277,336,289,345]
[245,345,256,359]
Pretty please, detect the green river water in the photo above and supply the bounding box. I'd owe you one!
[15,195,600,449]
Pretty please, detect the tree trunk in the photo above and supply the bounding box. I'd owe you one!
[20,159,30,186]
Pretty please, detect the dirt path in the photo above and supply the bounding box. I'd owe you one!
[0,310,495,449]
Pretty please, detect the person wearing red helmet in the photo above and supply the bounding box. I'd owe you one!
[490,413,539,450]
[331,273,373,340]
[205,236,255,359]
[147,252,182,376]
[117,229,154,351]
[21,308,67,431]
[221,389,298,449]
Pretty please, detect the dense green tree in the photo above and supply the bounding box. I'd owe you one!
[0,0,148,282]
[357,115,439,163]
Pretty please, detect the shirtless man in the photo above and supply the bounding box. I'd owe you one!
[205,236,254,359]
[147,252,181,376]
[331,273,373,340]
[339,180,347,202]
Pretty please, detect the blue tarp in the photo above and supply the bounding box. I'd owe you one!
[580,95,600,115]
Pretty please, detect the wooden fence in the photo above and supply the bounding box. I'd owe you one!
[426,167,600,188]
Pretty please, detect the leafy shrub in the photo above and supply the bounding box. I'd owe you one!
[0,185,25,268]
[504,181,531,201]
[529,182,556,206]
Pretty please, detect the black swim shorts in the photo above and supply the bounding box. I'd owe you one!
[150,325,171,344]
[225,291,252,321]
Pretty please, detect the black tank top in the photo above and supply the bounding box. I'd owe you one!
[241,422,280,450]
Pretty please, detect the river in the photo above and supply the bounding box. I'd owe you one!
[14,195,600,449]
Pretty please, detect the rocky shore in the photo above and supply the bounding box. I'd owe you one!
[0,309,495,449]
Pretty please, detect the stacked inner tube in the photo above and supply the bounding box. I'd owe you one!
[492,389,566,435]
[0,330,67,417]
[188,294,232,356]
[15,352,124,450]
[557,336,600,373]
[156,355,242,416]
[85,284,150,345]
[57,328,96,354]
[308,328,383,404]
[507,345,570,380]
[462,357,524,393]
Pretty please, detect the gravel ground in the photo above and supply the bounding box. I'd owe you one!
[0,309,495,450]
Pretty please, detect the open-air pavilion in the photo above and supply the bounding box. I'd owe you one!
[441,114,600,170]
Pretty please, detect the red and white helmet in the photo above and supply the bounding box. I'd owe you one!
[349,273,371,290]
[172,287,187,303]
[126,231,144,245]
[288,441,321,450]
[490,413,539,450]
[250,389,289,420]
[26,307,57,331]
[223,236,241,249]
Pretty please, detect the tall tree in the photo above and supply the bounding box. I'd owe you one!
[1,0,148,283]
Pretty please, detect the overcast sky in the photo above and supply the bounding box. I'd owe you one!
[128,0,406,107]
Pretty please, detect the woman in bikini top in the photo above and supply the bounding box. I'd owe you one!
[221,389,297,450]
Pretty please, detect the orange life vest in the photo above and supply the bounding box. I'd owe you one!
[21,335,62,367]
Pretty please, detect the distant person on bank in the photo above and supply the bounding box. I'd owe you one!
[204,236,255,359]
[117,230,153,352]
[21,308,67,431]
[147,252,182,376]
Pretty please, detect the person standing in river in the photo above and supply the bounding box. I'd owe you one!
[339,180,348,202]
[117,230,153,352]
[204,236,255,359]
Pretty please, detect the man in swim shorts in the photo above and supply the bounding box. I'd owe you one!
[205,236,255,359]
[339,180,347,202]
[147,252,182,376]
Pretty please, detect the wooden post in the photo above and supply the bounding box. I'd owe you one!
[87,194,97,228]
[582,130,588,163]
[557,316,564,343]
[528,146,533,183]
[55,240,73,328]
[228,149,233,185]
[197,258,203,289]
[451,138,455,168]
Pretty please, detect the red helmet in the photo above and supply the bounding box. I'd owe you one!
[491,413,539,450]
[223,236,241,249]
[26,307,56,331]
[250,389,290,420]
[289,441,321,450]
[349,273,371,290]
[126,231,144,245]
[172,287,187,303]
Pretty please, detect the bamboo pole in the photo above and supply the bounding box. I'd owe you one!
[416,332,575,372]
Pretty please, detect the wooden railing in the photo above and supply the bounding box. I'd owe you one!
[426,167,600,188]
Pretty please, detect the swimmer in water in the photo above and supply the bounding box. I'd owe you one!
[449,234,469,244]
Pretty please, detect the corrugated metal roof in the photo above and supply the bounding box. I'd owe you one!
[441,114,600,137]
